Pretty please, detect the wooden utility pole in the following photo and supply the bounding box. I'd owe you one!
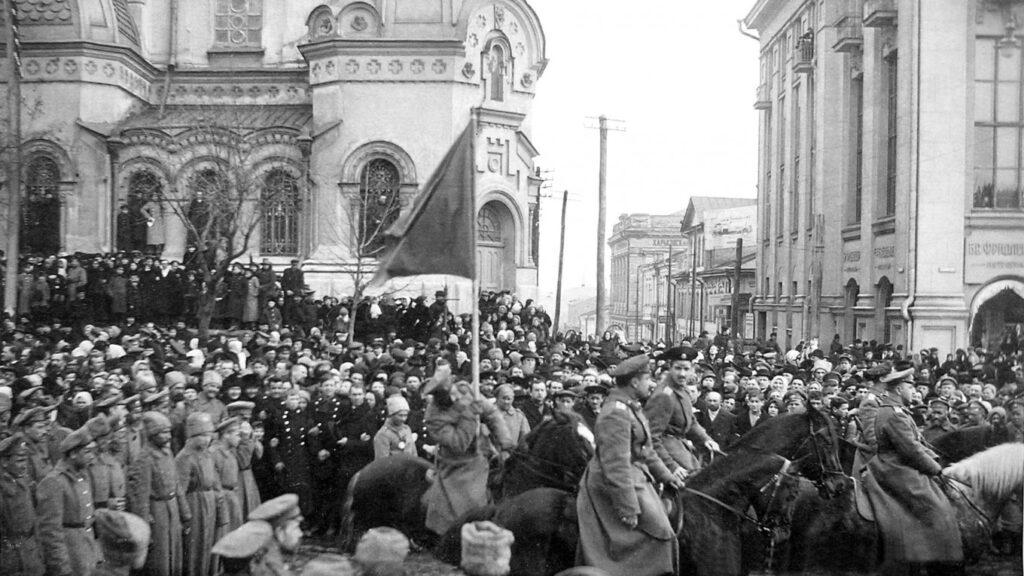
[553,189,568,332]
[4,0,22,315]
[587,115,625,335]
[731,238,743,338]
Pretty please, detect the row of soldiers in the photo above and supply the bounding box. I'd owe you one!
[0,394,280,576]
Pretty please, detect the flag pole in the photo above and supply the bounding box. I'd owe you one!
[470,108,480,396]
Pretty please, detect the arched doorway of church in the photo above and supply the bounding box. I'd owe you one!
[477,201,515,291]
[970,279,1024,350]
[21,156,62,255]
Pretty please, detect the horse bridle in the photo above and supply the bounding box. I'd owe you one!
[677,455,797,533]
[794,417,848,491]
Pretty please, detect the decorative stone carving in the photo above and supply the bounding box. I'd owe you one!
[410,59,425,74]
[477,14,487,29]
[25,60,40,75]
[494,5,506,28]
[45,58,58,75]
[346,59,359,74]
[388,59,403,74]
[64,59,77,74]
[84,60,97,74]
[462,62,475,78]
[520,72,533,88]
[103,63,115,77]
[326,59,337,76]
[367,59,381,74]
[468,33,479,47]
[432,59,447,74]
[352,15,368,31]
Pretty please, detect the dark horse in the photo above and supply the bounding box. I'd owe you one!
[673,409,850,576]
[339,410,593,551]
[782,439,1024,574]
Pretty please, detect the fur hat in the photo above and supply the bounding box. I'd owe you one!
[185,412,215,438]
[385,396,410,415]
[95,510,151,568]
[142,411,172,436]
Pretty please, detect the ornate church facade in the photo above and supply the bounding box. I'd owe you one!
[1,0,546,301]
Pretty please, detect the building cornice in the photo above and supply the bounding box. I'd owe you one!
[744,0,785,32]
[298,39,467,61]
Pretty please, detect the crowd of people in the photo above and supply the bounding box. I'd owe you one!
[0,254,1022,575]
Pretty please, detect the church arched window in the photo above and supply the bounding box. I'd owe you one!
[358,158,402,257]
[488,43,506,102]
[261,169,300,256]
[215,0,263,47]
[188,168,227,242]
[22,156,61,255]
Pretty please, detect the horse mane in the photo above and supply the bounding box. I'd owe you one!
[731,411,806,452]
[943,442,1024,501]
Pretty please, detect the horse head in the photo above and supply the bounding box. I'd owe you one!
[502,411,594,498]
[943,442,1024,517]
[732,410,850,499]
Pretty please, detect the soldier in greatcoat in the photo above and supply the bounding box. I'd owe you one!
[37,426,100,576]
[576,354,684,576]
[14,405,58,485]
[0,434,46,576]
[226,401,262,517]
[644,347,718,478]
[248,494,303,576]
[125,412,191,576]
[175,412,227,576]
[856,363,963,573]
[210,416,245,538]
[86,415,126,511]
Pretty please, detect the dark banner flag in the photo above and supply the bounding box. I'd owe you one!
[370,123,476,286]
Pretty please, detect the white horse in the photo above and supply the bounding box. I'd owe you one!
[942,442,1024,561]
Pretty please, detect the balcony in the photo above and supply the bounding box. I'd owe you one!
[832,16,863,53]
[754,83,771,110]
[863,0,897,28]
[793,35,815,74]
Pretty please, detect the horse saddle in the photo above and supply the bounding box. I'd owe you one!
[660,485,684,535]
[853,474,876,522]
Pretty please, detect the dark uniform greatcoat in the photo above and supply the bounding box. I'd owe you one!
[126,444,191,576]
[643,380,711,474]
[37,461,99,576]
[0,470,45,576]
[577,387,678,576]
[856,392,963,564]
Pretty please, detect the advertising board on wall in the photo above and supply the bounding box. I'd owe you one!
[703,205,757,250]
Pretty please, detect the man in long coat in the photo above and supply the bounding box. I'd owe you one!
[644,347,718,478]
[126,412,191,576]
[176,412,226,576]
[37,426,100,576]
[576,355,683,576]
[422,366,512,535]
[86,415,126,511]
[856,363,963,572]
[0,434,46,576]
[210,416,245,537]
[226,401,262,517]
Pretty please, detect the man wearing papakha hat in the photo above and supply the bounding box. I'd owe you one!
[91,509,150,576]
[175,412,227,576]
[210,416,245,537]
[0,433,46,576]
[226,401,263,518]
[86,415,127,511]
[373,395,418,460]
[644,346,717,480]
[247,493,304,576]
[37,425,100,576]
[211,520,275,576]
[576,354,684,576]
[125,412,191,576]
[855,361,963,573]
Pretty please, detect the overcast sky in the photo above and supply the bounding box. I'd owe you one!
[527,1,761,305]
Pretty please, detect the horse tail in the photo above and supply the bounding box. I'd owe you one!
[339,468,361,553]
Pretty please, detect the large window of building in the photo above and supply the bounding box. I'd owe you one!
[22,156,61,255]
[974,38,1022,209]
[358,158,402,257]
[764,108,773,242]
[261,169,300,256]
[214,0,262,47]
[883,52,898,217]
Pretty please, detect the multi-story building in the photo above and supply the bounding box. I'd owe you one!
[607,211,686,340]
[745,0,1024,353]
[1,0,547,303]
[673,197,757,340]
